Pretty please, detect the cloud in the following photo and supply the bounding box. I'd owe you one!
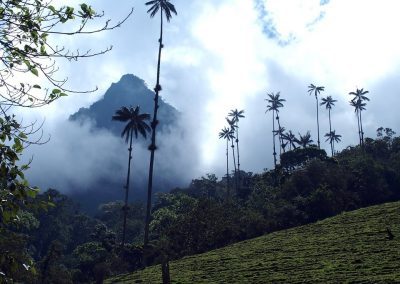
[23,116,200,197]
[15,0,400,187]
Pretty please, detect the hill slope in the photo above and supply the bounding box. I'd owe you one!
[107,201,400,283]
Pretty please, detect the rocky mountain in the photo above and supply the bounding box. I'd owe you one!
[70,74,179,136]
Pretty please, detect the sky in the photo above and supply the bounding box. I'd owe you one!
[17,0,400,193]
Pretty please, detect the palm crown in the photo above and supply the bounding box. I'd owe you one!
[112,106,151,142]
[228,109,245,123]
[308,84,325,98]
[349,88,369,103]
[266,92,285,112]
[146,0,177,21]
[320,96,337,109]
[325,130,342,143]
[350,99,366,112]
[296,131,314,148]
[219,127,234,141]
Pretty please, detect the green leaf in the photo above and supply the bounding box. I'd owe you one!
[48,5,57,14]
[26,188,39,198]
[32,84,41,89]
[31,68,39,76]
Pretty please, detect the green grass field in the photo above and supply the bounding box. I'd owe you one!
[106,201,400,283]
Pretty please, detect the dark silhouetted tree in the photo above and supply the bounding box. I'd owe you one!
[308,84,325,148]
[320,95,337,156]
[349,88,369,147]
[266,92,285,168]
[324,130,341,155]
[144,0,177,246]
[112,106,150,247]
[228,109,245,174]
[283,130,297,151]
[296,131,314,148]
[219,127,234,197]
[226,117,238,193]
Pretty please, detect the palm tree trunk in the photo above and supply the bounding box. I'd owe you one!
[235,125,241,190]
[272,110,277,168]
[231,139,237,196]
[235,126,240,175]
[226,139,230,197]
[122,130,134,248]
[328,109,333,156]
[276,114,284,155]
[144,9,164,246]
[316,95,320,148]
[359,110,364,147]
[356,109,361,146]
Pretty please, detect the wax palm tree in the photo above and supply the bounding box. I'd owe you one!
[112,106,151,248]
[219,127,234,197]
[266,92,285,168]
[274,126,286,153]
[144,0,177,246]
[283,130,297,151]
[308,84,325,149]
[325,130,341,155]
[226,117,238,192]
[296,131,314,148]
[320,95,337,156]
[349,88,369,147]
[228,109,245,174]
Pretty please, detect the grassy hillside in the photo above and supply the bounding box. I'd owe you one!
[106,201,400,283]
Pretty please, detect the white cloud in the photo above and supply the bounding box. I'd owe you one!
[16,0,400,186]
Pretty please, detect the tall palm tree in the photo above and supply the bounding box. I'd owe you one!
[112,106,151,248]
[274,126,286,153]
[144,0,177,246]
[324,130,341,155]
[228,109,245,174]
[296,131,314,148]
[349,88,369,147]
[219,127,234,197]
[320,95,337,156]
[266,92,285,168]
[226,117,238,192]
[308,84,325,149]
[282,130,297,151]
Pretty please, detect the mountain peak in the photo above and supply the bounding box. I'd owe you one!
[70,74,179,135]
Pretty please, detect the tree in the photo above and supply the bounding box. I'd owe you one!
[349,88,369,147]
[274,126,286,153]
[228,109,245,174]
[219,127,234,196]
[296,131,314,148]
[144,0,177,246]
[0,2,131,277]
[0,1,132,107]
[308,84,325,149]
[266,92,285,168]
[282,130,297,151]
[226,117,238,193]
[320,96,337,156]
[324,130,341,156]
[112,106,150,248]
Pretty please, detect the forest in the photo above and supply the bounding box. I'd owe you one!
[1,0,400,283]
